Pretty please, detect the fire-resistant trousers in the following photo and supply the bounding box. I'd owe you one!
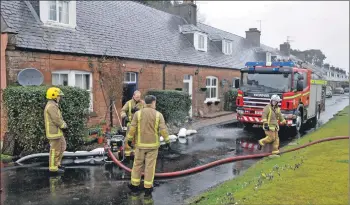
[259,130,280,154]
[49,137,66,171]
[131,148,158,188]
[124,125,134,156]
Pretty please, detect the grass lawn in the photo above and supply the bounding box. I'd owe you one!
[188,106,349,205]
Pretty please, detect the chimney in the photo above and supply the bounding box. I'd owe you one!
[280,42,291,56]
[172,1,197,25]
[245,28,261,47]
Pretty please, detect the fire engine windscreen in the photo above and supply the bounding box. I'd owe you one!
[241,72,291,93]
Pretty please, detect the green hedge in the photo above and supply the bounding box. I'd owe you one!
[3,86,90,155]
[146,90,191,124]
[224,89,238,111]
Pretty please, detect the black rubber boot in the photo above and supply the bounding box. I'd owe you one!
[144,187,153,198]
[128,183,140,193]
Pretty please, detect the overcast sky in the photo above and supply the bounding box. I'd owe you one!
[197,1,349,72]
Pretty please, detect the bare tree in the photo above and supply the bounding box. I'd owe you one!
[197,7,206,24]
[97,57,125,127]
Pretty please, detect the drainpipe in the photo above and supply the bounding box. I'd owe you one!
[162,64,167,90]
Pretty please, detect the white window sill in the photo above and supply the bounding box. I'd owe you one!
[43,21,76,29]
[204,99,220,104]
[196,48,207,52]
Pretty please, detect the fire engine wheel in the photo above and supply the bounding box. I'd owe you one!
[243,123,254,129]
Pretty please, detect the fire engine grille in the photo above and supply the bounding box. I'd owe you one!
[243,97,281,110]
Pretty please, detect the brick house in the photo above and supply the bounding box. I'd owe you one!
[1,1,287,139]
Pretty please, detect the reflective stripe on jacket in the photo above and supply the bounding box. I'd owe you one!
[120,99,144,121]
[127,106,169,149]
[262,104,286,130]
[44,100,67,139]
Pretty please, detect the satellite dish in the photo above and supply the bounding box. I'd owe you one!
[17,68,44,86]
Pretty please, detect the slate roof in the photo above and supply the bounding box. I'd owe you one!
[1,1,289,69]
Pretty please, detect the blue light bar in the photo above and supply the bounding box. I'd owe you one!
[245,61,295,67]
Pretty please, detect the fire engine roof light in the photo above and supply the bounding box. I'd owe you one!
[245,61,296,67]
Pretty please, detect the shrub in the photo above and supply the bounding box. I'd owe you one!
[224,89,238,111]
[146,90,191,124]
[3,85,90,155]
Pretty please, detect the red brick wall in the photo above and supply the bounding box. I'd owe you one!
[164,64,240,116]
[1,34,8,141]
[5,50,240,127]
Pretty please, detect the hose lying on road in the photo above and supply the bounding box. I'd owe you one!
[15,150,105,164]
[107,136,349,178]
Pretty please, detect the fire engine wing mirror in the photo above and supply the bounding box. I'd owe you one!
[297,80,304,91]
[234,79,240,88]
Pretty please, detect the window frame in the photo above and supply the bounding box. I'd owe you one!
[124,72,137,84]
[40,1,76,28]
[205,76,219,103]
[222,40,233,55]
[194,32,208,52]
[51,70,93,112]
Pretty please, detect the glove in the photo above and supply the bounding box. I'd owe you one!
[131,107,139,114]
[263,123,269,131]
[122,116,130,126]
[127,140,134,149]
[164,141,171,150]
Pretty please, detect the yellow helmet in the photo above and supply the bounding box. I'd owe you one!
[46,87,64,100]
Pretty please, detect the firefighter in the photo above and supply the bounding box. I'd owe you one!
[257,95,287,155]
[44,87,67,174]
[127,95,170,197]
[121,90,145,156]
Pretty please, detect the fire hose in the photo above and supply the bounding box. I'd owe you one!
[107,136,349,178]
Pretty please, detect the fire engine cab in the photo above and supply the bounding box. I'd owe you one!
[234,61,326,135]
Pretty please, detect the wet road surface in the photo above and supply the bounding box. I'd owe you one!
[1,94,349,205]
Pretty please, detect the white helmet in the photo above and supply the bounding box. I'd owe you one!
[270,95,281,102]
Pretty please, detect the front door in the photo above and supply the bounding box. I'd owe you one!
[122,72,138,106]
[183,75,193,117]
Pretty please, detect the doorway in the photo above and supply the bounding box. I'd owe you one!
[122,72,138,106]
[183,74,193,117]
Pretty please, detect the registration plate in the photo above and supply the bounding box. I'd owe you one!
[255,111,263,115]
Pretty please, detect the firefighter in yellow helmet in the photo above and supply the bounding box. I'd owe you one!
[127,95,170,197]
[257,95,287,155]
[120,90,145,156]
[44,87,67,174]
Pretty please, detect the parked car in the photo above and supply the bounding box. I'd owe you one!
[334,87,344,94]
[344,87,349,93]
[326,86,333,98]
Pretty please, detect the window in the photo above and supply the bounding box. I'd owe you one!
[52,70,93,111]
[49,1,69,24]
[205,76,218,101]
[124,72,137,83]
[222,40,233,55]
[198,35,205,49]
[40,1,76,28]
[52,73,68,86]
[194,32,207,52]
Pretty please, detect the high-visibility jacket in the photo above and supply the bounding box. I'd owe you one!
[44,100,67,139]
[127,106,170,149]
[262,104,286,131]
[120,99,144,123]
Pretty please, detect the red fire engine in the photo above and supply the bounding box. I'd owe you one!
[234,61,326,135]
